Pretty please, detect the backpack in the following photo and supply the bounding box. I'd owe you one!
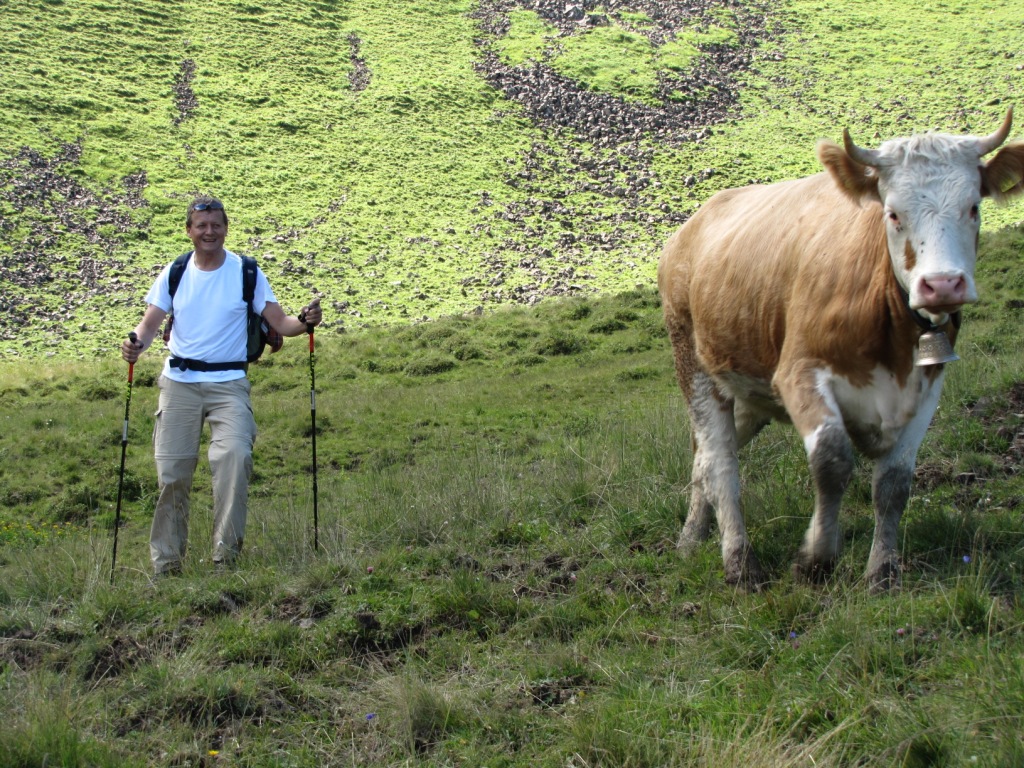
[164,251,281,363]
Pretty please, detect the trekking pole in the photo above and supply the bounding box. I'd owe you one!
[111,332,138,584]
[307,322,319,551]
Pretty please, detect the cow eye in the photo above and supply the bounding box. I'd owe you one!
[969,204,979,220]
[887,211,900,225]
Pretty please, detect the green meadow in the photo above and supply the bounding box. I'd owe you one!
[2,0,1024,765]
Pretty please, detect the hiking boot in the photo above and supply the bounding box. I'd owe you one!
[148,564,181,589]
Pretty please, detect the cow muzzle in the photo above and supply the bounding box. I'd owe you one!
[912,273,974,312]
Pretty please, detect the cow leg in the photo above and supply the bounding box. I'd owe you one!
[867,375,944,592]
[678,431,714,553]
[684,400,766,553]
[668,321,717,553]
[683,372,766,589]
[795,421,854,581]
[778,369,853,582]
[868,460,911,593]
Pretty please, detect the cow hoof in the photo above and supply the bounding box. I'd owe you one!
[725,548,768,592]
[867,561,902,594]
[792,556,836,585]
[676,533,703,558]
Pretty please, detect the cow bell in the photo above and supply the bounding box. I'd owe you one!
[917,330,959,366]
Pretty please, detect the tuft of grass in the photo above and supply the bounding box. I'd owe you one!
[383,676,476,756]
[0,677,136,768]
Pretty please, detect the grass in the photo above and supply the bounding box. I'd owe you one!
[3,0,1024,764]
[2,223,1024,764]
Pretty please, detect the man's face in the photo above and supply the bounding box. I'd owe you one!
[186,209,228,257]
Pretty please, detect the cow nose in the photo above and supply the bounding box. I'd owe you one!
[918,275,967,307]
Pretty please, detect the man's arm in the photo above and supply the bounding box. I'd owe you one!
[121,304,168,362]
[263,297,323,337]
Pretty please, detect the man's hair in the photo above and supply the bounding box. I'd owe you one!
[186,195,229,227]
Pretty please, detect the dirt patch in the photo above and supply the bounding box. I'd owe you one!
[173,59,199,125]
[472,0,776,148]
[349,34,371,92]
[83,634,151,681]
[0,140,148,341]
[347,611,425,661]
[507,552,582,597]
[525,674,588,708]
[0,628,50,673]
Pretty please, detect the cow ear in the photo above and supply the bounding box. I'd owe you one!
[980,142,1024,202]
[817,139,880,203]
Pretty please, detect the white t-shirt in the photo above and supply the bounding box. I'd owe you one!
[145,250,278,383]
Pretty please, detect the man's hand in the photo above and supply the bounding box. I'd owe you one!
[120,305,166,362]
[121,334,143,363]
[264,299,323,337]
[300,297,323,328]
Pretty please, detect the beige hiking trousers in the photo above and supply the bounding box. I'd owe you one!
[151,375,257,574]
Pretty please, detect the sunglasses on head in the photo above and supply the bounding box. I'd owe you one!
[192,201,224,212]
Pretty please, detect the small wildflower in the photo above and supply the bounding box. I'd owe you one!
[963,555,971,564]
[366,713,377,721]
[896,627,906,637]
[208,750,220,756]
[789,631,797,639]
[366,566,374,574]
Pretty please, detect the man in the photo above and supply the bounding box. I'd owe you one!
[121,195,323,576]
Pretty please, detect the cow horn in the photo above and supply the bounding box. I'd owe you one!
[976,107,1014,156]
[842,128,882,167]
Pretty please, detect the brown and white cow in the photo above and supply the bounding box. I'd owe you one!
[658,110,1024,592]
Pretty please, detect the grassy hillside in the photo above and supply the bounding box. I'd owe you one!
[3,0,1024,765]
[1,0,1022,359]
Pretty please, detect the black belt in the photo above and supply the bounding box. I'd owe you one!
[169,357,248,372]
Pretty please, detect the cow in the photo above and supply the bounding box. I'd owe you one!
[658,110,1024,592]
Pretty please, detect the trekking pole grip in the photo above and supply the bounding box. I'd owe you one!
[127,332,138,380]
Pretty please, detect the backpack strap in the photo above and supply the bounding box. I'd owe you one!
[241,255,257,312]
[167,251,193,309]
